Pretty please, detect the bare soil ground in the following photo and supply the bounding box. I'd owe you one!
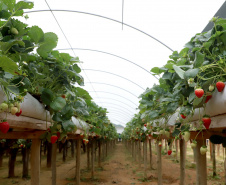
[0,142,225,185]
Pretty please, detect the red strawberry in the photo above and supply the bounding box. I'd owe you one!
[205,95,212,103]
[61,94,66,99]
[51,135,58,144]
[144,123,147,127]
[0,122,10,133]
[195,88,204,98]
[15,109,22,117]
[167,150,172,155]
[216,81,225,92]
[202,116,211,129]
[57,131,60,138]
[181,114,186,119]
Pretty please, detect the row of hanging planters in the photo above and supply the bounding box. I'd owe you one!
[122,17,226,154]
[0,0,118,144]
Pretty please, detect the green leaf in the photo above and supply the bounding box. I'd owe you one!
[194,51,205,68]
[193,96,204,107]
[150,67,165,75]
[179,48,189,57]
[188,92,196,103]
[76,87,92,100]
[162,72,172,80]
[184,68,199,80]
[15,1,33,11]
[173,65,185,79]
[0,55,19,74]
[28,26,44,44]
[172,129,180,137]
[2,0,15,12]
[41,88,54,105]
[164,63,174,70]
[148,110,159,119]
[62,120,76,132]
[166,102,178,113]
[37,32,58,58]
[73,64,81,73]
[50,97,66,111]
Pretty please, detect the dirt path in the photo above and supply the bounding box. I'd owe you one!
[0,142,224,185]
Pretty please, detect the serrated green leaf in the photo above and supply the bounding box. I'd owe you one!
[15,1,33,11]
[28,26,44,44]
[194,51,205,68]
[173,65,185,79]
[50,97,66,111]
[62,120,76,132]
[2,0,15,12]
[41,88,54,105]
[184,68,199,80]
[73,64,81,73]
[188,92,196,103]
[193,96,204,107]
[0,55,19,74]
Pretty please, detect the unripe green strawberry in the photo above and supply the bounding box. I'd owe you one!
[159,130,165,135]
[11,27,18,35]
[191,141,197,149]
[209,85,215,92]
[57,124,61,130]
[183,131,190,142]
[200,146,207,155]
[0,103,8,111]
[165,131,170,138]
[11,107,18,115]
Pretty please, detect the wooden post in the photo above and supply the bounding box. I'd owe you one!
[144,138,147,179]
[149,139,153,169]
[87,142,90,170]
[22,147,30,178]
[209,142,212,160]
[212,143,217,177]
[8,148,18,177]
[47,142,52,168]
[31,139,41,185]
[157,141,162,185]
[138,141,141,168]
[76,139,81,185]
[180,139,185,185]
[224,148,226,184]
[165,139,168,154]
[91,140,94,179]
[132,140,134,158]
[63,141,67,162]
[71,140,75,158]
[175,140,178,161]
[51,143,57,185]
[105,141,108,157]
[134,140,137,161]
[217,144,220,157]
[195,139,207,185]
[98,140,101,168]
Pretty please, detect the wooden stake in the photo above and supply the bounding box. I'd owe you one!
[87,142,90,170]
[175,139,178,161]
[134,141,137,161]
[91,140,94,179]
[180,139,185,185]
[212,143,217,177]
[76,139,81,185]
[138,141,141,168]
[149,139,153,169]
[157,141,162,185]
[195,139,207,185]
[98,140,101,168]
[31,139,41,185]
[224,148,226,184]
[51,143,57,185]
[144,138,147,179]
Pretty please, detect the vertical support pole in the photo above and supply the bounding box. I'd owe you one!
[98,140,101,168]
[149,139,153,169]
[224,148,226,184]
[212,143,217,177]
[31,139,41,185]
[91,140,94,179]
[209,142,212,160]
[165,139,168,154]
[195,139,207,185]
[105,141,108,157]
[87,142,90,170]
[144,138,147,179]
[157,141,162,185]
[71,140,75,158]
[132,140,134,158]
[138,141,141,168]
[180,139,185,185]
[134,140,137,161]
[52,143,57,185]
[76,139,81,185]
[175,140,178,161]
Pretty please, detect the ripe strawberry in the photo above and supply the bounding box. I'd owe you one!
[183,131,190,142]
[144,123,147,127]
[56,131,60,138]
[0,122,10,133]
[51,135,58,144]
[61,94,66,99]
[205,95,212,103]
[15,109,22,117]
[202,115,211,129]
[209,85,215,92]
[158,142,162,147]
[181,114,186,119]
[11,107,18,115]
[191,141,197,149]
[85,140,89,144]
[80,134,84,138]
[167,150,172,155]
[195,88,204,98]
[200,146,207,155]
[216,81,225,92]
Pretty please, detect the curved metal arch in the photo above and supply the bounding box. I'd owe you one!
[25,10,174,52]
[86,82,138,98]
[106,106,133,116]
[110,118,126,125]
[92,96,136,110]
[107,111,131,120]
[108,114,129,122]
[96,102,136,114]
[88,91,138,106]
[58,48,156,79]
[83,69,145,90]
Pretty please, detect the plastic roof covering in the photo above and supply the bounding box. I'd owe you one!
[19,0,224,127]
